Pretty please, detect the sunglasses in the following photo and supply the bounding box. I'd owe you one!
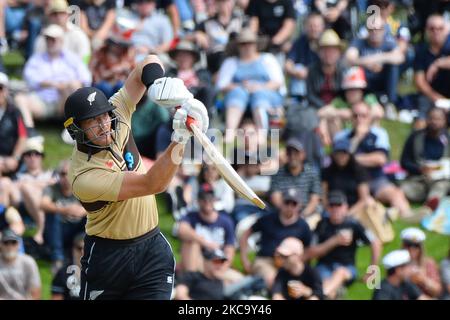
[329,202,344,207]
[0,85,5,91]
[24,151,43,157]
[59,171,68,177]
[428,26,444,31]
[284,200,299,206]
[2,240,18,246]
[403,241,421,248]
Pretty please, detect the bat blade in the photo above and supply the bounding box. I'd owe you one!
[188,122,266,209]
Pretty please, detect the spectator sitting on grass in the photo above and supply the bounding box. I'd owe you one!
[10,138,56,245]
[176,183,242,283]
[272,237,323,300]
[345,15,404,107]
[373,249,430,300]
[334,102,412,218]
[0,229,41,300]
[174,248,229,300]
[269,138,321,228]
[51,232,84,300]
[400,107,450,211]
[41,160,87,275]
[413,14,450,130]
[400,227,443,298]
[284,12,323,101]
[240,188,312,289]
[322,139,375,215]
[308,191,381,299]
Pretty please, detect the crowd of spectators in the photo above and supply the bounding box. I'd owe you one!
[1,0,450,300]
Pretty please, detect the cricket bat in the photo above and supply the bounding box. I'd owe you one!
[186,117,266,209]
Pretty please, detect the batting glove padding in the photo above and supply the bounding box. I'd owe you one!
[149,77,193,108]
[171,99,209,145]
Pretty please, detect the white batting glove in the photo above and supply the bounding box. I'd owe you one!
[182,98,209,134]
[172,108,192,145]
[149,77,193,108]
[171,99,209,145]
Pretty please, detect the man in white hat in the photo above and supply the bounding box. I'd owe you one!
[373,249,430,300]
[15,24,92,127]
[33,0,91,63]
[400,227,443,298]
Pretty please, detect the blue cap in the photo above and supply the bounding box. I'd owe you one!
[333,139,350,153]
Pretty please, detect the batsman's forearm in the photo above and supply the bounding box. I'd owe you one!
[144,142,185,194]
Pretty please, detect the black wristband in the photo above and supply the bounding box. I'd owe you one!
[141,63,165,89]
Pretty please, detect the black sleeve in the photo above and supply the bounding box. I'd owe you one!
[308,267,324,300]
[251,216,263,233]
[245,0,258,17]
[400,133,421,175]
[413,44,426,72]
[301,222,313,247]
[354,162,370,184]
[372,287,392,300]
[176,271,197,287]
[353,221,372,245]
[283,0,296,20]
[271,271,284,295]
[404,281,423,300]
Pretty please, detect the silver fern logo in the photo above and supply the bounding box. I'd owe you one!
[87,92,97,106]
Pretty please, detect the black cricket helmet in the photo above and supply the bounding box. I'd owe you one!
[64,87,118,148]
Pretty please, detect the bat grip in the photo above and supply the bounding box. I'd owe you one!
[176,106,197,132]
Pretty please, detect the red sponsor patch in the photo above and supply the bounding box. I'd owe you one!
[106,160,114,168]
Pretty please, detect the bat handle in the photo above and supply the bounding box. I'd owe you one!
[176,106,197,132]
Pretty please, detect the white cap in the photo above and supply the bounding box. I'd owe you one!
[382,250,411,270]
[42,24,64,39]
[0,72,9,86]
[400,227,426,243]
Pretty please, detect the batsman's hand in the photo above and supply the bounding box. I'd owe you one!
[171,98,209,145]
[149,77,193,107]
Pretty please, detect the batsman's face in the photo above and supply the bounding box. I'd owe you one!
[80,112,114,146]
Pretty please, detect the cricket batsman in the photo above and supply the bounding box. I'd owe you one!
[63,55,209,300]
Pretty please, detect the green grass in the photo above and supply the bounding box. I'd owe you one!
[33,120,449,300]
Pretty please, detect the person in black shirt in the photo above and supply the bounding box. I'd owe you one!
[309,190,381,299]
[272,237,323,300]
[400,107,450,207]
[240,188,312,289]
[322,139,374,214]
[174,248,227,300]
[0,72,27,175]
[373,249,429,300]
[51,233,85,300]
[246,0,296,53]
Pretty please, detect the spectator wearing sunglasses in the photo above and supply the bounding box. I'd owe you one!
[308,190,381,299]
[272,237,323,300]
[240,188,312,289]
[400,227,443,298]
[51,232,85,300]
[0,229,41,300]
[41,160,87,275]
